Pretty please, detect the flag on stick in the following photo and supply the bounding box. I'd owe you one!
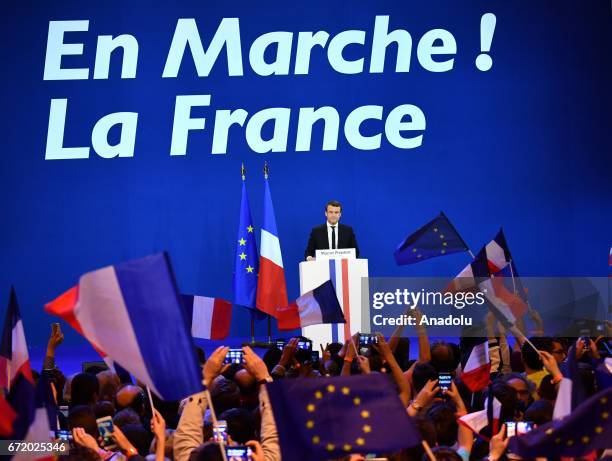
[276,281,345,331]
[394,212,469,266]
[45,253,204,401]
[461,339,491,392]
[182,294,232,340]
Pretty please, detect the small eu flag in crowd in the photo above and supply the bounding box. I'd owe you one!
[266,374,420,460]
[233,171,259,309]
[394,211,469,265]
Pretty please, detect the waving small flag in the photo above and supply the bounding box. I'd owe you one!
[182,295,232,340]
[45,253,203,401]
[276,281,345,331]
[458,395,501,439]
[394,212,469,265]
[267,374,420,461]
[461,339,491,392]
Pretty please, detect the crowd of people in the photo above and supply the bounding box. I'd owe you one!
[38,309,611,461]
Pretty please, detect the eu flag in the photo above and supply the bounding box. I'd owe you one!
[266,374,420,460]
[233,179,259,308]
[508,386,612,458]
[394,212,468,265]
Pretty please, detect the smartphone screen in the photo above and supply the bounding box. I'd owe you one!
[310,350,320,363]
[516,421,534,435]
[581,337,590,351]
[213,420,228,443]
[438,373,452,392]
[52,322,61,334]
[275,340,286,349]
[226,446,252,461]
[297,340,312,351]
[55,430,72,443]
[225,349,244,364]
[96,416,116,449]
[359,334,378,347]
[506,421,517,437]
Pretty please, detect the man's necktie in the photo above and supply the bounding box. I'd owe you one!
[331,226,336,249]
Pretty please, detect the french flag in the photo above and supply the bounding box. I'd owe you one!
[458,395,501,440]
[0,287,36,440]
[461,339,491,392]
[276,281,346,331]
[256,177,288,317]
[182,295,232,340]
[553,344,584,421]
[45,253,204,401]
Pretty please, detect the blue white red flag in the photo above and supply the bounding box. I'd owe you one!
[45,253,204,401]
[182,294,232,340]
[276,281,345,331]
[256,177,288,317]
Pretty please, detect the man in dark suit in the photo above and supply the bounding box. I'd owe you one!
[305,200,360,260]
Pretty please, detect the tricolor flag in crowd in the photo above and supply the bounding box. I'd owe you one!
[276,281,346,331]
[256,171,288,318]
[233,169,259,310]
[552,344,587,421]
[394,212,469,265]
[461,339,491,392]
[0,287,37,440]
[45,253,203,401]
[182,295,232,340]
[458,395,501,440]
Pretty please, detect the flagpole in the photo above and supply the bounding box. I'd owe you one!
[263,161,273,345]
[421,440,436,461]
[6,363,10,393]
[146,386,156,415]
[205,388,229,461]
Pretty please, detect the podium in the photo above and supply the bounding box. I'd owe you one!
[299,249,370,351]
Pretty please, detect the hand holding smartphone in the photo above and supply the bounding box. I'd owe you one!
[96,416,117,449]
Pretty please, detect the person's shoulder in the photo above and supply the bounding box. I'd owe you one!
[311,224,327,232]
[338,223,354,232]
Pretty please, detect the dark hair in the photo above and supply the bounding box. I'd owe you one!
[412,363,438,393]
[262,347,282,373]
[189,442,224,461]
[430,342,457,373]
[210,377,240,415]
[113,407,141,428]
[521,337,553,371]
[121,423,152,456]
[67,405,99,439]
[426,402,458,447]
[491,382,519,423]
[424,446,462,461]
[219,408,256,444]
[94,400,115,419]
[70,373,99,406]
[325,200,342,211]
[524,399,553,426]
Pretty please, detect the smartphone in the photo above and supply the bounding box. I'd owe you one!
[213,420,228,444]
[275,339,286,349]
[581,337,590,352]
[55,429,73,443]
[438,373,452,394]
[225,349,244,364]
[59,405,69,418]
[96,416,117,449]
[310,350,320,363]
[52,322,61,334]
[226,446,253,461]
[297,339,312,351]
[359,333,378,347]
[506,421,517,437]
[516,421,534,435]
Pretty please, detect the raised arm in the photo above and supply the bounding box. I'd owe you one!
[375,333,410,407]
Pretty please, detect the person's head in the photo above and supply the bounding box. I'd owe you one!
[233,369,256,395]
[210,376,240,415]
[502,373,534,410]
[262,347,282,373]
[67,405,99,439]
[189,442,224,461]
[412,363,438,393]
[96,370,120,402]
[219,408,256,443]
[325,200,342,225]
[426,403,458,447]
[491,382,519,423]
[113,407,142,428]
[115,384,145,416]
[121,423,152,456]
[423,447,462,461]
[521,337,553,372]
[524,399,553,426]
[551,339,567,364]
[70,373,99,407]
[58,446,101,461]
[94,400,115,419]
[430,342,457,373]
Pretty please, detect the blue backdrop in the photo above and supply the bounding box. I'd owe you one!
[1,0,611,347]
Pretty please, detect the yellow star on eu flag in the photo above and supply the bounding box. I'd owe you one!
[239,253,247,260]
[238,238,246,246]
[246,265,254,273]
[247,225,254,233]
